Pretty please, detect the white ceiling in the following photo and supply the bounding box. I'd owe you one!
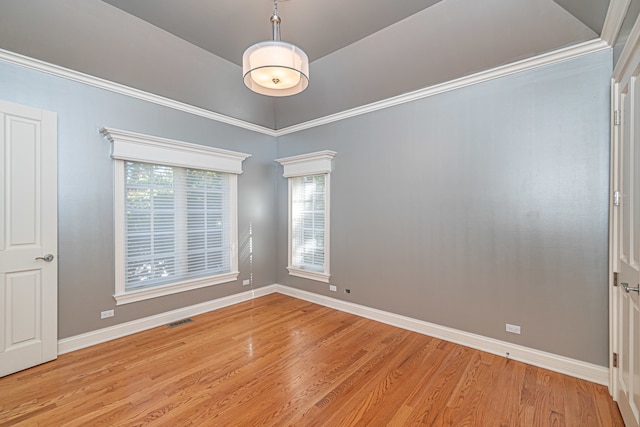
[0,0,610,129]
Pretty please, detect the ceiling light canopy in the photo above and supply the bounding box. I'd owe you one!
[242,0,309,97]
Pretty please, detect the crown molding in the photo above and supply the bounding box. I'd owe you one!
[275,150,337,177]
[0,39,608,139]
[101,126,251,174]
[275,38,609,136]
[601,0,631,46]
[0,48,277,137]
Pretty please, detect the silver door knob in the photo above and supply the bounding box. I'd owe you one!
[621,282,639,293]
[35,254,54,262]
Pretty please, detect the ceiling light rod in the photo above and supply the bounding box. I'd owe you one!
[271,0,281,41]
[242,0,309,97]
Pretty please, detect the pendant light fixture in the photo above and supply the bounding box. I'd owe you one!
[242,0,309,96]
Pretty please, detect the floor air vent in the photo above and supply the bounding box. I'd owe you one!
[167,318,193,328]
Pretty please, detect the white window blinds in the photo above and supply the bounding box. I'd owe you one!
[124,161,231,292]
[291,174,326,272]
[276,150,335,283]
[102,127,248,304]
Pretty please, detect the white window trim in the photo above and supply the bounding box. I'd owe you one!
[101,127,250,305]
[101,127,248,173]
[276,150,336,283]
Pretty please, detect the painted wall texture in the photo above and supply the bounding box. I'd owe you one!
[276,50,612,366]
[0,48,611,367]
[0,61,277,338]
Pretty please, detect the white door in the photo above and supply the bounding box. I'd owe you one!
[0,100,57,377]
[612,23,640,424]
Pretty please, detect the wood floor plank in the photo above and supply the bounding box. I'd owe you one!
[342,336,441,426]
[436,351,491,426]
[0,294,624,426]
[532,368,566,427]
[592,381,626,427]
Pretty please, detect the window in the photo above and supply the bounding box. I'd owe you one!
[124,162,231,290]
[101,128,250,304]
[291,174,326,272]
[276,151,336,282]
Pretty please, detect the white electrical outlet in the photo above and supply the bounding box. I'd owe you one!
[506,323,521,334]
[101,309,114,319]
[329,285,337,292]
[242,279,251,286]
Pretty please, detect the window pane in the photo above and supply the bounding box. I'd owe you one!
[291,174,326,272]
[124,162,232,292]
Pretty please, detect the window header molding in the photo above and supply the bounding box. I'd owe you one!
[100,127,251,174]
[276,150,336,177]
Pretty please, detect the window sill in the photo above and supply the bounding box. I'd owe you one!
[287,267,330,283]
[114,271,239,305]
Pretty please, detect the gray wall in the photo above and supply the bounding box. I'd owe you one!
[0,0,275,128]
[0,60,277,339]
[0,47,612,366]
[273,0,597,129]
[276,50,612,366]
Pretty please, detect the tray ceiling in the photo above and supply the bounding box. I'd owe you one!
[0,0,611,129]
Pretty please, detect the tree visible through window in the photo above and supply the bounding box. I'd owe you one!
[124,161,231,292]
[102,127,248,305]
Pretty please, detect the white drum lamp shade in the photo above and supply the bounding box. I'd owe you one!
[242,0,309,97]
[243,41,309,97]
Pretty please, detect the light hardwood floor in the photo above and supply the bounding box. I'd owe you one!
[0,294,624,426]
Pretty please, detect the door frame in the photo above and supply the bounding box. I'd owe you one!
[610,78,618,397]
[610,8,640,419]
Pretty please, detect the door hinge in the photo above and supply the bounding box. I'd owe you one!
[614,272,619,287]
[614,110,621,126]
[614,191,620,206]
[613,352,619,368]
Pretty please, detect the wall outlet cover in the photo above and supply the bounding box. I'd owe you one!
[101,309,114,319]
[506,323,521,334]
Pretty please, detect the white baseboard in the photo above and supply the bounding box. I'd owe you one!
[57,285,277,355]
[273,284,609,386]
[57,283,608,386]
